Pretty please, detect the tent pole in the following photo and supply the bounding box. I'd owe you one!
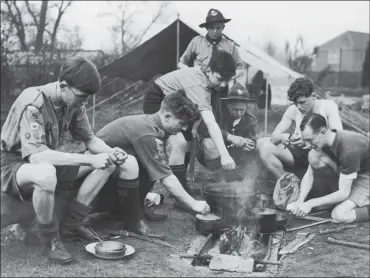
[264,76,269,134]
[92,94,96,130]
[176,13,180,69]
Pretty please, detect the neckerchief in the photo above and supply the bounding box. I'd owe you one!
[205,34,222,54]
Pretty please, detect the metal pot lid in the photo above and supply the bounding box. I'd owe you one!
[252,208,277,215]
[195,212,221,221]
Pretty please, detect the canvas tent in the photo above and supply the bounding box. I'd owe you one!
[99,18,302,82]
[99,18,303,131]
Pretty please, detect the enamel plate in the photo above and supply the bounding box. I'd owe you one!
[85,242,135,260]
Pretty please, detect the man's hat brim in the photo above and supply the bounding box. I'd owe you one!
[199,18,231,28]
[221,96,257,102]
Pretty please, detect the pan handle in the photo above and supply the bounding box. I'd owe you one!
[210,206,223,219]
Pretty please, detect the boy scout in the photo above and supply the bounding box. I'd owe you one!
[1,57,128,264]
[288,113,369,223]
[143,51,237,200]
[197,83,258,171]
[93,90,210,230]
[257,77,342,180]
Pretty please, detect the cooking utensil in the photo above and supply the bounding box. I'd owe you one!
[202,170,257,226]
[195,206,224,234]
[252,208,277,234]
[85,242,135,260]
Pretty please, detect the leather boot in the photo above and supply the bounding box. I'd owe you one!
[130,219,165,239]
[34,219,75,264]
[61,199,100,241]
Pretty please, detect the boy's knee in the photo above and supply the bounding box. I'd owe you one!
[117,155,139,179]
[257,137,273,156]
[32,164,57,193]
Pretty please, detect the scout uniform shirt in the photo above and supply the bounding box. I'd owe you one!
[1,82,94,159]
[197,107,258,144]
[154,66,214,111]
[96,113,173,182]
[179,35,244,71]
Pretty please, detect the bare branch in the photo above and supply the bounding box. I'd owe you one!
[4,1,27,50]
[50,0,72,50]
[131,2,167,47]
[24,0,39,27]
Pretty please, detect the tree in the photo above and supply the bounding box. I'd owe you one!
[2,0,73,53]
[98,1,171,59]
[263,40,277,58]
[1,0,82,96]
[284,35,313,74]
[362,41,369,88]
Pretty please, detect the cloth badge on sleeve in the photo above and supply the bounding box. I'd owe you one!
[31,122,40,130]
[154,138,169,165]
[205,95,211,104]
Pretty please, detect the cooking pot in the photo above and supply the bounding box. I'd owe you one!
[202,169,258,226]
[252,208,277,233]
[195,206,224,234]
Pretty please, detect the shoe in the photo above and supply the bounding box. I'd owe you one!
[132,220,165,239]
[45,237,75,265]
[143,206,168,222]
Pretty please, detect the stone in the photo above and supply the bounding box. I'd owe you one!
[209,254,254,273]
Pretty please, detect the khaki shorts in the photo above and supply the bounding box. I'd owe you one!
[349,173,370,207]
[1,151,80,201]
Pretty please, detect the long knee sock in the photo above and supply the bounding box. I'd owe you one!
[170,164,191,194]
[116,178,142,228]
[354,206,370,222]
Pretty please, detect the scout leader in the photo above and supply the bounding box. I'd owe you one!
[179,8,246,131]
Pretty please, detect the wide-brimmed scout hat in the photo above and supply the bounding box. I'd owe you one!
[199,9,231,28]
[221,83,257,102]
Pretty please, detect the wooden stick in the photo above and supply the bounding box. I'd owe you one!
[106,229,173,248]
[326,237,370,250]
[299,215,330,222]
[285,219,332,232]
[319,224,357,235]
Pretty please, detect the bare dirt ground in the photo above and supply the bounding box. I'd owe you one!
[1,97,369,277]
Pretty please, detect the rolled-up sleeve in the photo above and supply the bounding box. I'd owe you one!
[19,106,49,159]
[69,106,95,142]
[180,37,196,66]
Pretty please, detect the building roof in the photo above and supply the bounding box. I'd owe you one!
[319,31,369,50]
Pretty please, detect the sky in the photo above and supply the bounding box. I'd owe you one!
[62,1,369,53]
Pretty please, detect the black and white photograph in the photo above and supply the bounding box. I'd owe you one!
[1,1,369,277]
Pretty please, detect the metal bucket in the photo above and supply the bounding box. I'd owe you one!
[202,169,258,226]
